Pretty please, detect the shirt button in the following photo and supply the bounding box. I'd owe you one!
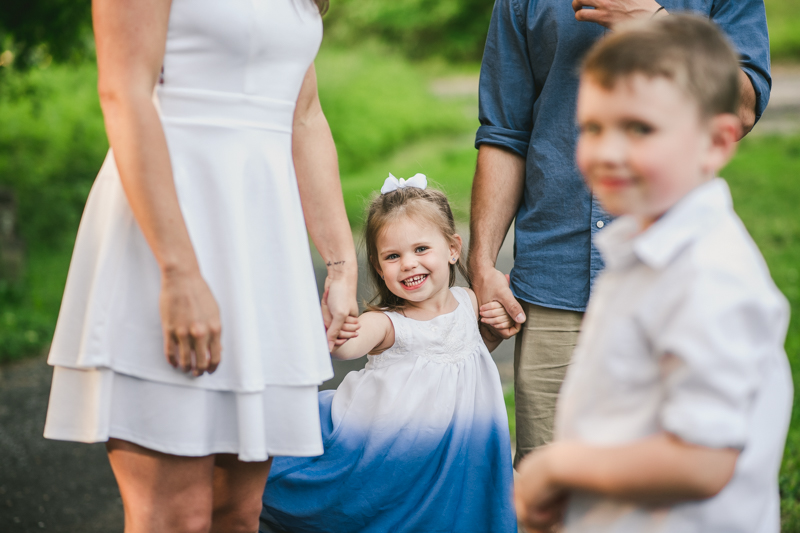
[596,220,605,228]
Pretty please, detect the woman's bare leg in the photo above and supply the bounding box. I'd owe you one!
[210,454,272,533]
[106,438,216,533]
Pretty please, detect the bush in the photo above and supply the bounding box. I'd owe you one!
[324,0,493,62]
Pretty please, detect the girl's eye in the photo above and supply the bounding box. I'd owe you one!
[385,253,399,260]
[415,246,428,253]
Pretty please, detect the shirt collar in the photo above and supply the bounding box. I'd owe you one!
[596,178,733,270]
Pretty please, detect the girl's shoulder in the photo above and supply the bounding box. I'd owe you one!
[360,310,396,355]
[453,286,479,320]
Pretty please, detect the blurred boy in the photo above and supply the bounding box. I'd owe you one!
[514,15,792,533]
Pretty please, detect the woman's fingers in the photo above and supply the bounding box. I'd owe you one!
[190,324,210,376]
[176,328,193,372]
[207,322,222,374]
[164,334,179,368]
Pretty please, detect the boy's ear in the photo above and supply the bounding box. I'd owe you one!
[704,113,741,176]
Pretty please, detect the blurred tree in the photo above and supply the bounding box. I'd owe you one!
[0,0,93,72]
[325,0,494,62]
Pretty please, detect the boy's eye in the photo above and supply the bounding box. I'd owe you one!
[626,122,654,136]
[415,246,428,253]
[579,122,601,135]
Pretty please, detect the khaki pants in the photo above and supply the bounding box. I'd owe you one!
[513,301,583,468]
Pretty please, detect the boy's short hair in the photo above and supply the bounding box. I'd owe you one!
[582,14,740,118]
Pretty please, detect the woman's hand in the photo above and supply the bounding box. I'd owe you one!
[321,272,359,351]
[160,268,222,376]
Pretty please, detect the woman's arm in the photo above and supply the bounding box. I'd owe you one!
[293,64,359,351]
[515,432,739,530]
[330,312,394,360]
[94,0,221,375]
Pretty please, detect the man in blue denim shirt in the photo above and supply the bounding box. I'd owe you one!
[468,0,771,465]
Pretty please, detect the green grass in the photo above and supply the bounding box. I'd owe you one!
[766,0,800,62]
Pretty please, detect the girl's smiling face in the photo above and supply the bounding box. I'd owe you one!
[375,215,461,310]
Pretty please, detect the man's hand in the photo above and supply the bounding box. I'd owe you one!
[573,0,666,28]
[473,268,525,340]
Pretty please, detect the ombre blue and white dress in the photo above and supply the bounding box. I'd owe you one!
[260,287,517,533]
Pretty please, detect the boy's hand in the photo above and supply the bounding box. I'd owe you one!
[480,301,521,337]
[572,0,667,29]
[515,447,569,531]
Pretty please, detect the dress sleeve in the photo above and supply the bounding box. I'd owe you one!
[654,271,783,450]
[710,0,772,123]
[475,0,534,158]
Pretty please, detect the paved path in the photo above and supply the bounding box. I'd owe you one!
[1,66,798,532]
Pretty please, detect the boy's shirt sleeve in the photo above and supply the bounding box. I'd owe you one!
[710,0,772,123]
[475,0,534,158]
[653,271,785,450]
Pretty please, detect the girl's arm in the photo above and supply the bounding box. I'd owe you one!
[331,312,395,360]
[94,0,221,376]
[293,64,359,351]
[515,432,739,530]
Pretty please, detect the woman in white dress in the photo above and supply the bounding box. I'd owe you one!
[42,0,357,531]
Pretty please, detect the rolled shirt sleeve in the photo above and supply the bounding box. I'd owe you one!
[710,0,772,122]
[655,272,783,450]
[475,0,534,158]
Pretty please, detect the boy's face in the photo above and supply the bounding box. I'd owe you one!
[576,73,739,229]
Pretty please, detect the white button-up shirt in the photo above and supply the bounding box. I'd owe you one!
[556,179,793,533]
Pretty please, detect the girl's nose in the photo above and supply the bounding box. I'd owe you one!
[401,255,418,270]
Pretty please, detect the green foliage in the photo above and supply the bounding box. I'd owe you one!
[0,63,106,362]
[0,64,107,247]
[317,45,476,175]
[0,0,93,72]
[765,0,800,61]
[324,0,494,61]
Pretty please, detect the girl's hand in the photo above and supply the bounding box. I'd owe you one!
[515,447,569,531]
[321,274,359,351]
[160,268,222,376]
[479,300,521,336]
[333,316,360,346]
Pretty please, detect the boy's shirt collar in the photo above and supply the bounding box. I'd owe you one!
[596,178,733,271]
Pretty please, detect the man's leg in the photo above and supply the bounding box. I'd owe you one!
[513,301,583,468]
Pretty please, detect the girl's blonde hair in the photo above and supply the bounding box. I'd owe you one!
[364,187,469,312]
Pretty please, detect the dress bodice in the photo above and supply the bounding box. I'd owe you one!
[367,287,483,369]
[160,0,322,103]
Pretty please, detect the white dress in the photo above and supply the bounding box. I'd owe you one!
[44,0,333,462]
[261,287,517,532]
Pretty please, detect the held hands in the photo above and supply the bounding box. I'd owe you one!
[321,270,359,351]
[474,268,525,340]
[160,268,222,376]
[572,0,666,29]
[322,292,361,348]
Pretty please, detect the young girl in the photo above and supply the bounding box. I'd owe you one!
[260,175,517,533]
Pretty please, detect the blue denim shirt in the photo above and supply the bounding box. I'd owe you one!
[476,0,771,312]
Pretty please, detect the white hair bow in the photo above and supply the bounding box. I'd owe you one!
[380,173,428,195]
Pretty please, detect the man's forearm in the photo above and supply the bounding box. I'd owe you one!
[738,69,757,136]
[468,144,526,275]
